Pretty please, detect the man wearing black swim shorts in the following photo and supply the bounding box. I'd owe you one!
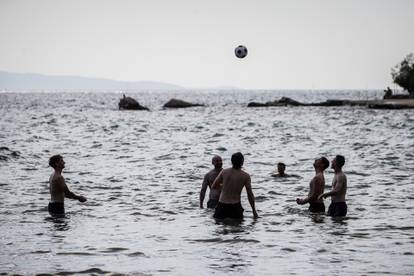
[48,155,86,215]
[319,155,347,217]
[212,152,258,219]
[296,157,329,213]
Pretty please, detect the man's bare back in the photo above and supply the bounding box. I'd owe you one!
[217,168,250,204]
[211,152,258,219]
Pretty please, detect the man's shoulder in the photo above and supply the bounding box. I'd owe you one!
[242,169,250,176]
[313,173,324,183]
[206,169,221,177]
[51,174,65,184]
[338,172,347,180]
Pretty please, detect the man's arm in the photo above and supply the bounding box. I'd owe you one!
[297,177,318,204]
[211,171,223,190]
[320,175,344,200]
[245,176,258,218]
[199,174,209,208]
[60,177,86,202]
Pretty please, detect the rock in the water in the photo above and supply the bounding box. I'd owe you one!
[274,97,305,106]
[163,98,204,108]
[248,97,305,107]
[118,95,149,110]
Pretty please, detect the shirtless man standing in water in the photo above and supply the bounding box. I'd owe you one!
[200,155,223,209]
[48,155,86,215]
[212,152,258,219]
[319,155,347,217]
[296,157,329,213]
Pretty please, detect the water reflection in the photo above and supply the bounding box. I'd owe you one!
[45,215,70,232]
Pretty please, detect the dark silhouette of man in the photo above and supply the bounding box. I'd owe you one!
[200,155,223,208]
[48,155,86,215]
[212,152,258,219]
[296,157,329,213]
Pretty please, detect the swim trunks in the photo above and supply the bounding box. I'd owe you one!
[207,199,219,209]
[48,202,64,214]
[309,202,325,213]
[327,202,347,217]
[213,202,244,219]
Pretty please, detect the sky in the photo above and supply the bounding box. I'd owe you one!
[0,0,413,89]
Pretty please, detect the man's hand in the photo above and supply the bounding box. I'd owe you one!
[78,196,87,202]
[317,193,326,201]
[296,198,304,205]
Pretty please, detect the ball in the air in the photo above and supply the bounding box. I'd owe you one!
[235,45,248,58]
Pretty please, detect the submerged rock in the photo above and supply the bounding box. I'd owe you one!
[118,95,149,110]
[247,102,268,107]
[248,97,373,107]
[163,98,204,108]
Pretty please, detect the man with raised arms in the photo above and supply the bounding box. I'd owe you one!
[296,157,329,213]
[212,152,258,219]
[319,155,348,217]
[200,155,223,209]
[48,154,86,215]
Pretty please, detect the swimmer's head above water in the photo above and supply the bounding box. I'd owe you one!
[277,162,286,175]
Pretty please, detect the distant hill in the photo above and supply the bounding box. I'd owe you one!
[0,71,185,91]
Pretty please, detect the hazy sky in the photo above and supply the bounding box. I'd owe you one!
[0,0,413,89]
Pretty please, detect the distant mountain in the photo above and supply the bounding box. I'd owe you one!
[0,71,185,91]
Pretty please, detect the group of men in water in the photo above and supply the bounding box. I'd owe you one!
[199,153,348,219]
[47,152,347,219]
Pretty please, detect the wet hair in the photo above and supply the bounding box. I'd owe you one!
[277,162,286,168]
[321,157,329,170]
[336,155,345,167]
[231,152,244,169]
[49,154,62,169]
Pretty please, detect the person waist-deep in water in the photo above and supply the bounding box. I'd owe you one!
[212,152,258,219]
[200,155,223,209]
[319,155,348,217]
[296,157,329,213]
[48,154,86,215]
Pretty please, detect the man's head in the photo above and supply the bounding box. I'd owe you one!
[231,152,244,169]
[313,157,329,171]
[332,155,345,170]
[49,154,65,170]
[277,162,286,175]
[212,155,223,170]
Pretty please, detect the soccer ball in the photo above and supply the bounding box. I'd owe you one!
[235,45,248,58]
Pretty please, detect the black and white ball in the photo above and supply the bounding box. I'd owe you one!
[235,45,248,59]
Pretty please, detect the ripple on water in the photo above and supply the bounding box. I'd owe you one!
[1,91,413,275]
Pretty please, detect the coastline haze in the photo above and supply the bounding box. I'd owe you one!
[0,0,413,90]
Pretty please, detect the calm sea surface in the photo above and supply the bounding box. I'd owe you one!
[0,90,413,275]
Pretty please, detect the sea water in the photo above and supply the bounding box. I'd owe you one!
[0,90,413,275]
